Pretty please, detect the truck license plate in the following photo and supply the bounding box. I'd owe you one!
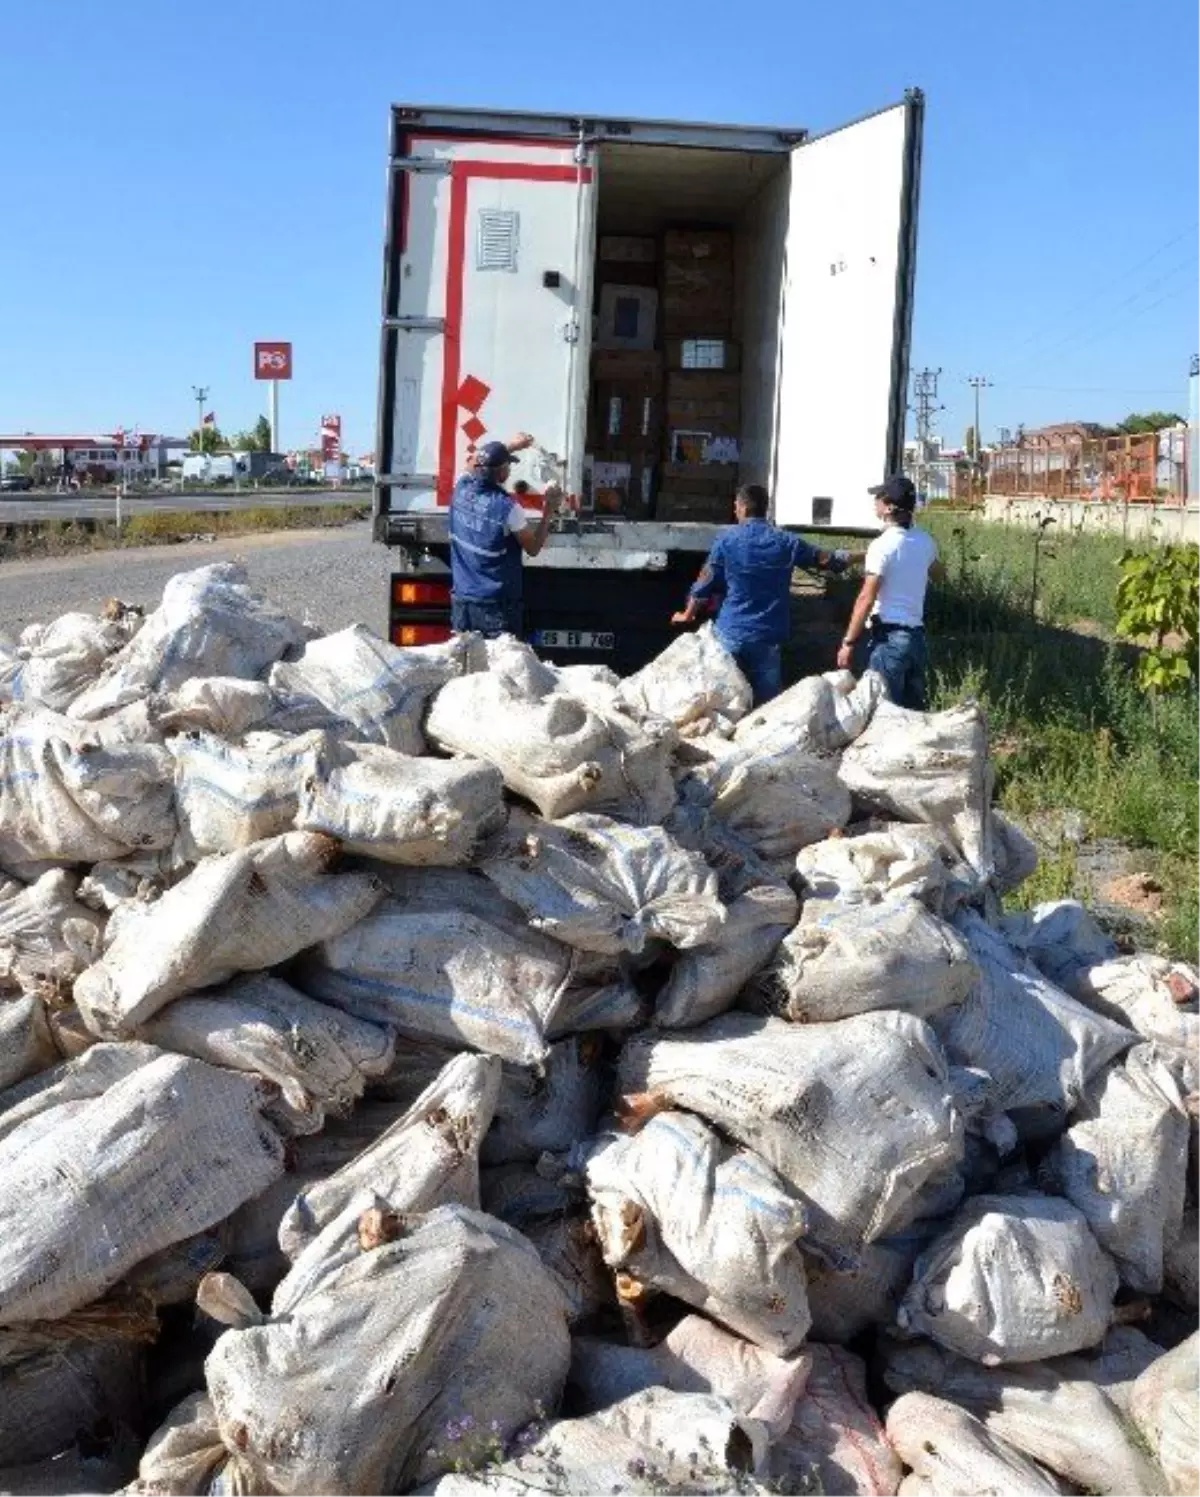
[532,629,615,650]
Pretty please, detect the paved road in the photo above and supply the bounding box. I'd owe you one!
[0,488,368,524]
[0,521,395,637]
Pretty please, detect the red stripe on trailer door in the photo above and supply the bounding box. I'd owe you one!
[436,156,593,506]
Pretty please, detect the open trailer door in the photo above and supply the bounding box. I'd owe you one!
[378,120,596,515]
[772,92,923,533]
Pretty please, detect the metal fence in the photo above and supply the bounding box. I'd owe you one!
[987,430,1189,504]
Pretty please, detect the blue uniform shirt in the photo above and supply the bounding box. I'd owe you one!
[449,472,525,602]
[690,518,834,648]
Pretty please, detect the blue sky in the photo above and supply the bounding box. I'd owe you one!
[0,0,1195,456]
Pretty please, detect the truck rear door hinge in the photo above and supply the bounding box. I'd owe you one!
[384,316,446,333]
[390,157,452,175]
[562,316,581,345]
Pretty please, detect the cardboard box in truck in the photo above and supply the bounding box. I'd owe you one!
[374,94,924,671]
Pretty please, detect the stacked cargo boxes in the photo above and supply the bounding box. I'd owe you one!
[586,229,742,521]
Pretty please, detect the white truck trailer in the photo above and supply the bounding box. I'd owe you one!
[373,93,923,670]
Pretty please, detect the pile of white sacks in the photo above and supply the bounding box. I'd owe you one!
[0,561,1196,1497]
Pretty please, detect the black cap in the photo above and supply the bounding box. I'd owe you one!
[477,440,518,470]
[869,473,917,509]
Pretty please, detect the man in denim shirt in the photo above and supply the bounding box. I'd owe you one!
[449,436,562,638]
[671,484,852,704]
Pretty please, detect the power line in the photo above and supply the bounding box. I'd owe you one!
[1011,260,1197,369]
[1023,281,1194,370]
[998,222,1199,364]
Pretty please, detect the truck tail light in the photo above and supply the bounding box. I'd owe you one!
[392,579,451,607]
[392,623,453,647]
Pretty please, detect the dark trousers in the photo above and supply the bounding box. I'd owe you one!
[724,638,784,705]
[450,596,523,639]
[867,622,928,711]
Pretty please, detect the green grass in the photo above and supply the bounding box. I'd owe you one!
[0,503,367,561]
[920,514,1198,959]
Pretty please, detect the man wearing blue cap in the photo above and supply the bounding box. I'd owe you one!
[837,473,943,709]
[448,435,563,638]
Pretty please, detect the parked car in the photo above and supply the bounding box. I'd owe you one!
[0,474,34,493]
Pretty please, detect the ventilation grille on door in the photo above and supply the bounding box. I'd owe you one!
[477,210,519,272]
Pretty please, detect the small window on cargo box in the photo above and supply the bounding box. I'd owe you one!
[812,497,834,526]
[606,397,623,438]
[476,209,519,272]
[681,339,727,370]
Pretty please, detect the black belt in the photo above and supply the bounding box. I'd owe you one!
[871,620,924,634]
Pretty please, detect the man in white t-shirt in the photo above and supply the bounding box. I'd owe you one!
[836,474,943,709]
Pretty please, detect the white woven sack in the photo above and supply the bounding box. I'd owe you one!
[803,1223,937,1344]
[990,808,1040,893]
[171,728,328,856]
[1043,1043,1189,1293]
[431,1389,772,1497]
[0,997,57,1094]
[0,1052,284,1325]
[0,1042,158,1150]
[998,899,1118,996]
[587,1110,812,1354]
[695,743,852,865]
[881,1331,1168,1496]
[656,881,798,1029]
[266,623,466,754]
[15,609,141,713]
[766,899,977,1024]
[296,741,506,864]
[569,1316,810,1437]
[277,1052,500,1264]
[139,973,394,1135]
[886,1392,1068,1495]
[618,1011,961,1253]
[524,1213,612,1325]
[427,639,676,823]
[899,1192,1118,1364]
[938,909,1136,1116]
[74,831,383,1037]
[0,869,103,999]
[297,895,577,1064]
[481,808,724,955]
[838,699,995,877]
[0,638,22,707]
[206,1205,571,1496]
[1164,1207,1198,1308]
[0,707,175,864]
[730,672,841,755]
[795,823,976,916]
[483,1036,605,1165]
[1074,954,1199,1060]
[0,1334,144,1472]
[126,1392,244,1497]
[770,1342,904,1497]
[617,622,752,729]
[67,563,307,720]
[1129,1333,1199,1497]
[153,676,274,738]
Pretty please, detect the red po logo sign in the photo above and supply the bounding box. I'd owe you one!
[254,342,293,380]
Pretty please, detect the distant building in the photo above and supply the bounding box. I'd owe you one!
[0,432,189,482]
[1189,354,1199,503]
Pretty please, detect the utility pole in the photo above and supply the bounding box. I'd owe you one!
[966,375,992,459]
[911,367,944,501]
[191,385,210,451]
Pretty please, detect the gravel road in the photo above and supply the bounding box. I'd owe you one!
[0,521,395,636]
